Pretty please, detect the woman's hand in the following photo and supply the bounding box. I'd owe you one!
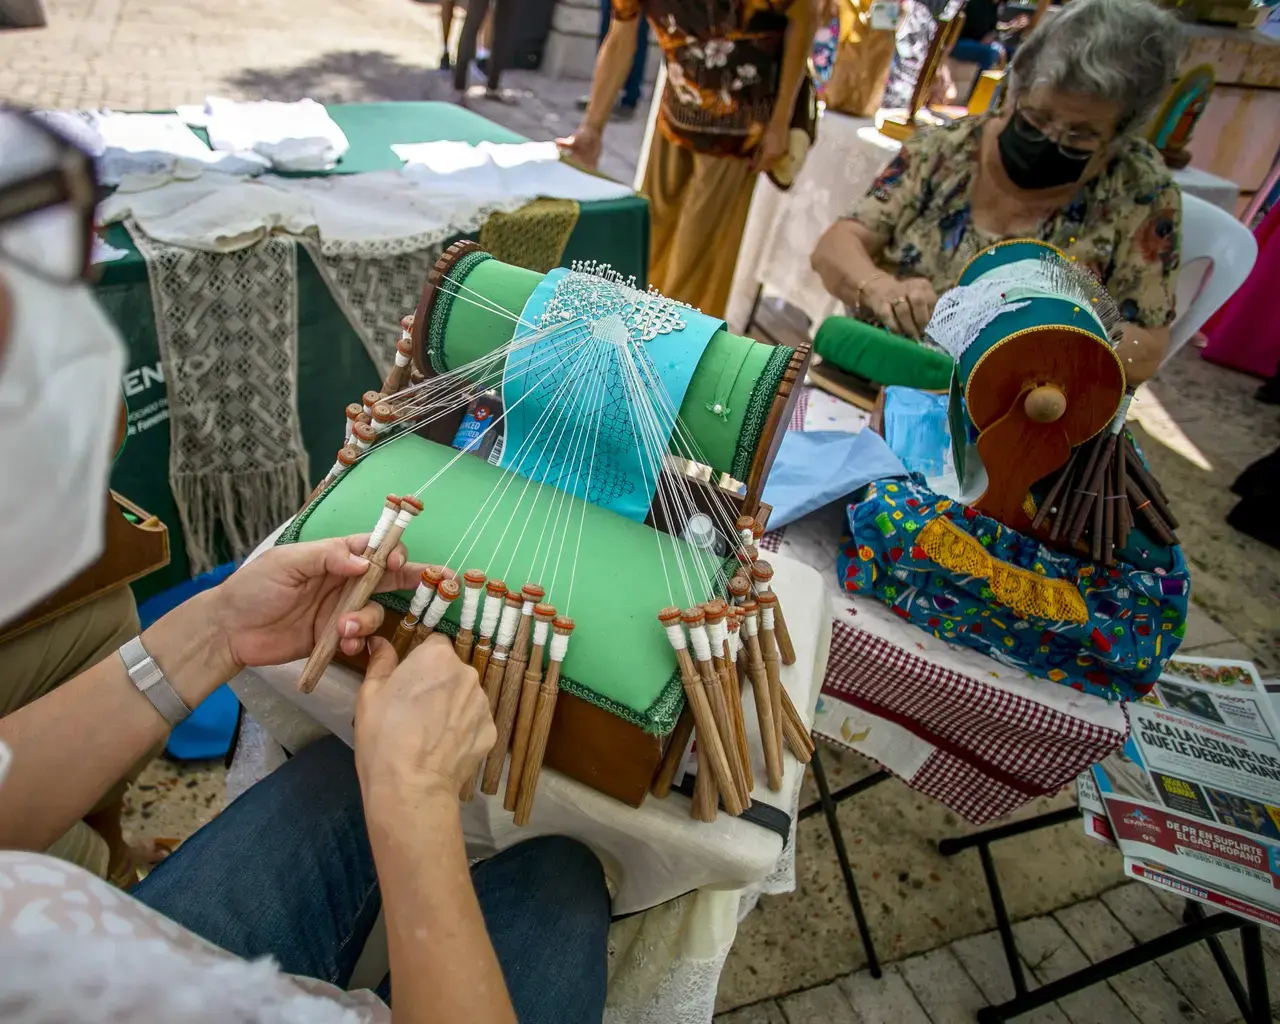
[208,536,427,672]
[557,125,604,170]
[355,635,496,810]
[861,274,939,340]
[751,118,790,174]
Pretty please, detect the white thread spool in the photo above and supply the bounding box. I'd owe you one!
[707,616,727,657]
[409,582,435,618]
[549,631,571,662]
[533,620,550,648]
[665,624,687,650]
[460,584,483,631]
[495,602,521,649]
[422,587,456,629]
[478,590,504,639]
[743,613,759,638]
[367,505,399,553]
[689,624,713,663]
[761,606,776,631]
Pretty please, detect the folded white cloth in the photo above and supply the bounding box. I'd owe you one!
[182,97,350,172]
[394,140,634,203]
[35,109,268,185]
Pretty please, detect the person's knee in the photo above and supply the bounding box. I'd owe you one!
[514,835,611,920]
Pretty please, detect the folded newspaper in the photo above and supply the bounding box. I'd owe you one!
[1078,656,1280,929]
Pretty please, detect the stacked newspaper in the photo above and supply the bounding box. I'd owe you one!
[1077,656,1280,929]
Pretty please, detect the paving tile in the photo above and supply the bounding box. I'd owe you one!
[897,945,991,1023]
[950,929,1071,1024]
[715,1000,787,1024]
[1012,915,1141,1024]
[778,980,861,1023]
[839,965,932,1024]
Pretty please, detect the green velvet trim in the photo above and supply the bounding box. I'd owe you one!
[730,343,794,483]
[428,249,494,375]
[277,435,729,735]
[813,317,953,391]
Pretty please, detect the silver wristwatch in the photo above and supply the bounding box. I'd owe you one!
[119,635,192,727]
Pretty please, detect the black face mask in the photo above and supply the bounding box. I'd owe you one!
[996,113,1091,191]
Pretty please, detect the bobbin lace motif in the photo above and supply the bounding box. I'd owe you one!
[303,241,443,378]
[128,223,309,574]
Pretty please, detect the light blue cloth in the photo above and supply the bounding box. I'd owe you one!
[500,267,723,522]
[761,429,906,529]
[882,386,952,479]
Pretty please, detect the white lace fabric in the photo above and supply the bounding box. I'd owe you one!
[0,851,389,1024]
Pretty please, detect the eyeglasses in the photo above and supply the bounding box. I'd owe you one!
[1013,107,1107,161]
[0,107,98,285]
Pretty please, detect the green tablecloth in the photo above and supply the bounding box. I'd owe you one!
[102,102,649,600]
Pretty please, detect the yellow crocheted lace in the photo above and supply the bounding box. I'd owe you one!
[917,517,1088,624]
[479,198,581,274]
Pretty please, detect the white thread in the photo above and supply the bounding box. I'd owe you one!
[460,586,482,630]
[549,632,571,662]
[728,630,740,660]
[743,614,758,637]
[478,594,503,639]
[393,509,413,531]
[664,624,687,650]
[372,418,394,436]
[521,600,535,616]
[423,593,454,628]
[707,618,727,657]
[367,507,398,551]
[362,402,373,416]
[761,607,776,630]
[739,528,753,546]
[394,350,411,367]
[533,620,550,647]
[326,458,345,480]
[689,625,712,662]
[408,583,435,617]
[400,329,412,342]
[496,603,520,648]
[344,422,354,443]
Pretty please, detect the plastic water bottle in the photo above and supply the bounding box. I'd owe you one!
[452,393,502,460]
[682,513,725,556]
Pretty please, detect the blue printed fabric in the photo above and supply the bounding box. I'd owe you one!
[837,475,1191,703]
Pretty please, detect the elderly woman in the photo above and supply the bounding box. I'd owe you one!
[812,0,1183,385]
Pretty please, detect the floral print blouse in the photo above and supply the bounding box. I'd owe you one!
[847,116,1182,328]
[612,0,795,156]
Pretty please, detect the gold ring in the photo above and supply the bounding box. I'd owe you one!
[893,296,908,306]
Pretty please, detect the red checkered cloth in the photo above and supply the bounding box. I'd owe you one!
[787,385,812,432]
[758,526,786,552]
[819,618,1127,823]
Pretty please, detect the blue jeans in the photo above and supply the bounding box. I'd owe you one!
[133,736,610,1024]
[600,0,648,109]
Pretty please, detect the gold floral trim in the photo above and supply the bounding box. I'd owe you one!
[917,517,1088,624]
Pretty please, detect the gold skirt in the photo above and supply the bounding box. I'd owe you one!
[641,131,757,320]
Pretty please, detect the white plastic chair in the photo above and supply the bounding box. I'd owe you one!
[1166,192,1258,365]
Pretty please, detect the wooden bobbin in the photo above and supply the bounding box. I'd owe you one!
[505,601,555,810]
[371,401,397,437]
[740,604,780,791]
[758,593,813,762]
[750,560,796,666]
[407,565,446,653]
[739,599,781,768]
[487,584,545,798]
[735,515,756,547]
[658,608,723,821]
[514,615,575,826]
[298,496,421,693]
[453,569,488,664]
[344,402,363,441]
[479,590,526,795]
[705,600,753,798]
[381,336,415,396]
[400,314,414,333]
[506,602,557,814]
[420,576,460,639]
[361,390,383,415]
[351,421,377,452]
[304,444,359,508]
[651,704,695,800]
[727,574,751,606]
[751,521,765,545]
[684,606,746,816]
[461,577,507,802]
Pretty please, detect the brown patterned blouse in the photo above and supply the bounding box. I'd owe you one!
[847,116,1182,328]
[611,0,795,156]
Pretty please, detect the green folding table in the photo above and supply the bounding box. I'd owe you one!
[99,102,649,600]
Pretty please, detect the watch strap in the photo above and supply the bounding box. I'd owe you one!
[119,635,192,727]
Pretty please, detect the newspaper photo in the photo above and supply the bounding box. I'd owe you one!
[1090,655,1280,929]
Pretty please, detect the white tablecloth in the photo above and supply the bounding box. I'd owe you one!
[726,109,1243,335]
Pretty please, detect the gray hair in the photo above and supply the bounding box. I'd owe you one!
[1010,0,1185,132]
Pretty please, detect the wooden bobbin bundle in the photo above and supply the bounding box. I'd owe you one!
[286,242,816,823]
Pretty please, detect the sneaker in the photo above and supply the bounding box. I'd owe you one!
[611,102,638,122]
[439,51,452,71]
[576,95,590,111]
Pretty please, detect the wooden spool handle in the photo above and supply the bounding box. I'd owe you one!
[1024,385,1067,424]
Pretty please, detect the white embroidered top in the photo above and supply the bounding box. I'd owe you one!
[0,851,391,1024]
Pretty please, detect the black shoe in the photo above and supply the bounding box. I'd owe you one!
[475,54,489,75]
[576,95,590,111]
[611,102,638,122]
[439,52,452,71]
[1227,497,1280,550]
